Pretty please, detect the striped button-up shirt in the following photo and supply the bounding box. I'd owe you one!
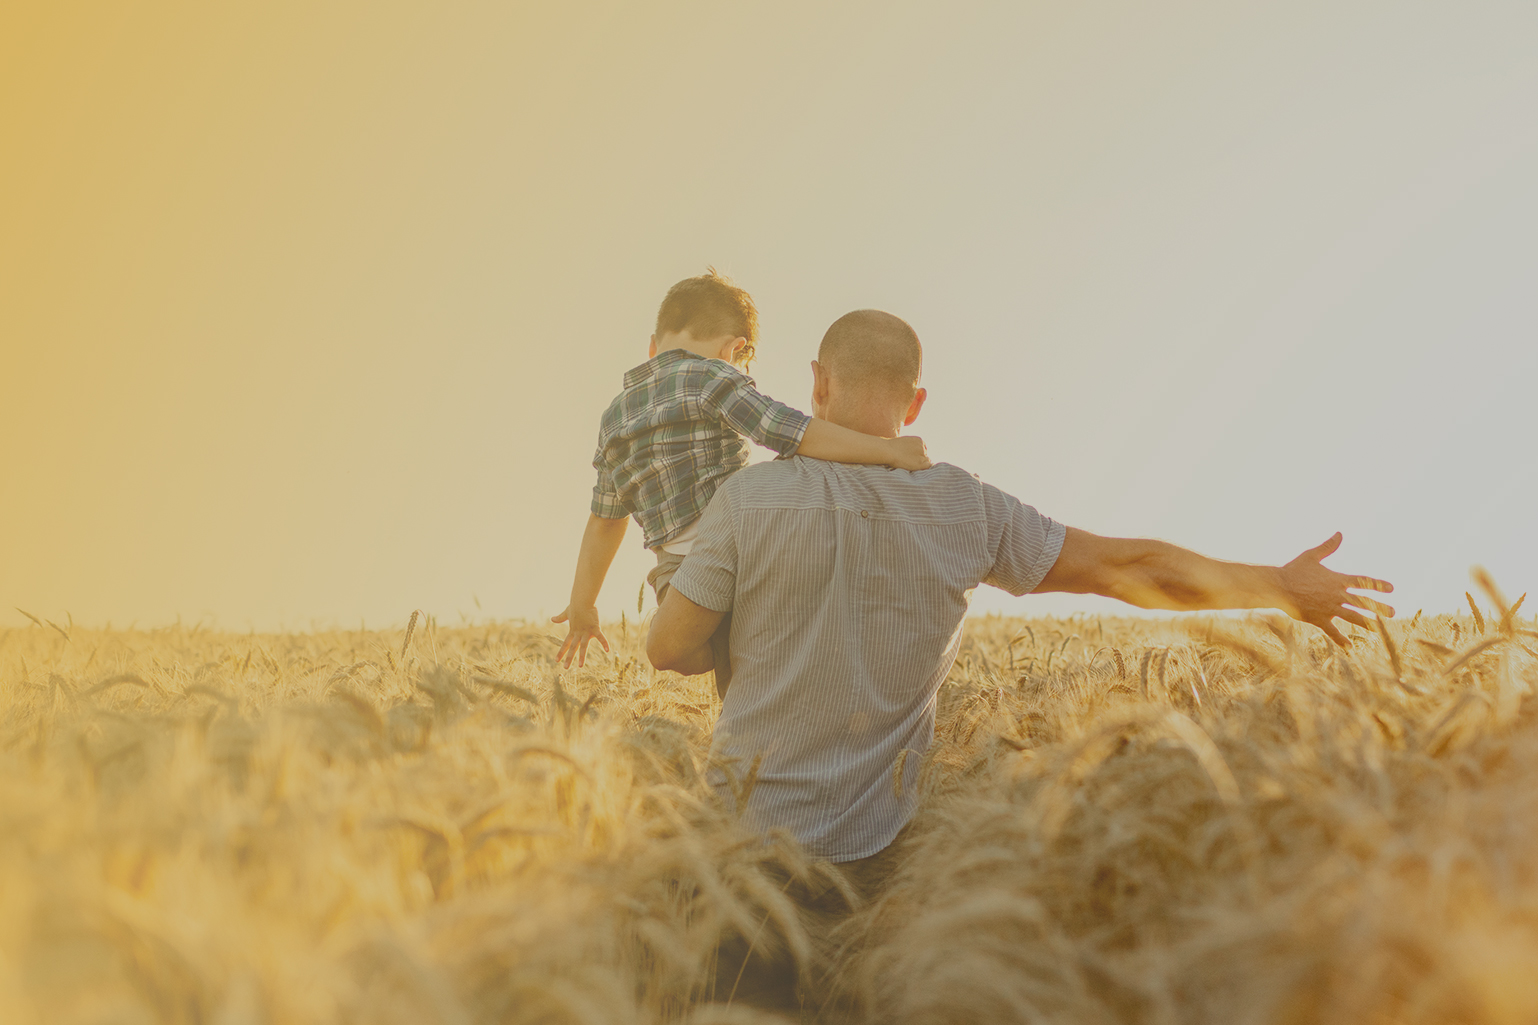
[670,456,1065,862]
[591,349,810,550]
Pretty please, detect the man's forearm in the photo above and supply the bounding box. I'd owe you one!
[647,588,727,676]
[656,637,716,676]
[1099,539,1288,613]
[569,514,629,608]
[1035,527,1393,647]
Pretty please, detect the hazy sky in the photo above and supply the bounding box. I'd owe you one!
[3,1,1535,631]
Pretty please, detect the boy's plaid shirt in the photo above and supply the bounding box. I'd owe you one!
[591,349,810,549]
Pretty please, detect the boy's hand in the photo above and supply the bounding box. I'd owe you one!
[552,605,610,667]
[890,435,932,471]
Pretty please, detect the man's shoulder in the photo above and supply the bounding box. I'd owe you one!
[921,461,986,483]
[721,457,989,504]
[729,457,983,480]
[715,458,794,492]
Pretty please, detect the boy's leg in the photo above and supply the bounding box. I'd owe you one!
[710,612,734,700]
[647,552,686,604]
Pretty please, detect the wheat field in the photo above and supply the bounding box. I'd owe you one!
[2,595,1536,1025]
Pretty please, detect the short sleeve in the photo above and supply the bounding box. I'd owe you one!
[698,366,810,456]
[980,481,1067,596]
[668,486,739,613]
[590,458,627,520]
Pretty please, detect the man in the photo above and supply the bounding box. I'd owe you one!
[646,309,1392,1004]
[649,305,1393,855]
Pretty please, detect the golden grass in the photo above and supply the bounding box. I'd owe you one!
[2,606,1537,1024]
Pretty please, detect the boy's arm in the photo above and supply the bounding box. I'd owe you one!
[552,513,629,667]
[703,371,932,470]
[794,418,931,471]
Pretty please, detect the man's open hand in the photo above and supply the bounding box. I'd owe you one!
[891,435,932,472]
[1278,533,1395,647]
[551,604,609,667]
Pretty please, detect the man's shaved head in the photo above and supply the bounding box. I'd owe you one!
[816,310,923,399]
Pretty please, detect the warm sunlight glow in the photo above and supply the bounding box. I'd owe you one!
[4,6,1538,1022]
[3,3,1534,630]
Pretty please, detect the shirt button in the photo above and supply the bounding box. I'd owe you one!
[860,510,869,518]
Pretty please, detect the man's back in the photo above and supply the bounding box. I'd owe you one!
[669,456,1064,861]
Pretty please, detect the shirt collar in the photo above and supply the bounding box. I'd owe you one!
[623,347,723,388]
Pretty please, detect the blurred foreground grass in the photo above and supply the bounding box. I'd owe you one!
[2,602,1537,1024]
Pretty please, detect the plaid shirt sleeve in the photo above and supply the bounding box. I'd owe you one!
[590,450,628,519]
[698,367,810,456]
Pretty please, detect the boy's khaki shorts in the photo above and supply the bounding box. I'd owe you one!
[647,550,688,601]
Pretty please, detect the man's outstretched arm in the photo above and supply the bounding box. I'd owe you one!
[1032,529,1394,646]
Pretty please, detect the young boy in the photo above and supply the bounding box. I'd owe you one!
[553,269,930,694]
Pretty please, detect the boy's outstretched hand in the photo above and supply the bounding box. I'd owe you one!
[552,604,609,667]
[891,435,932,471]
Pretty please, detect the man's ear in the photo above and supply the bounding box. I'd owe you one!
[902,387,927,427]
[648,334,658,359]
[810,360,831,416]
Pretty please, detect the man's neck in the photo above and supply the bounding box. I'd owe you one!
[820,408,902,440]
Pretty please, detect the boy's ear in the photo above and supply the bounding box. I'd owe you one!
[648,334,658,359]
[720,336,747,362]
[902,387,927,427]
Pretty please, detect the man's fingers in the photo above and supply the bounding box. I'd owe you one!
[1351,576,1394,594]
[1321,621,1350,647]
[552,610,568,624]
[596,629,612,653]
[1306,532,1344,562]
[1349,594,1395,619]
[1336,607,1370,631]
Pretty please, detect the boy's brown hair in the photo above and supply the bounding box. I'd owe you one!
[655,267,759,366]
